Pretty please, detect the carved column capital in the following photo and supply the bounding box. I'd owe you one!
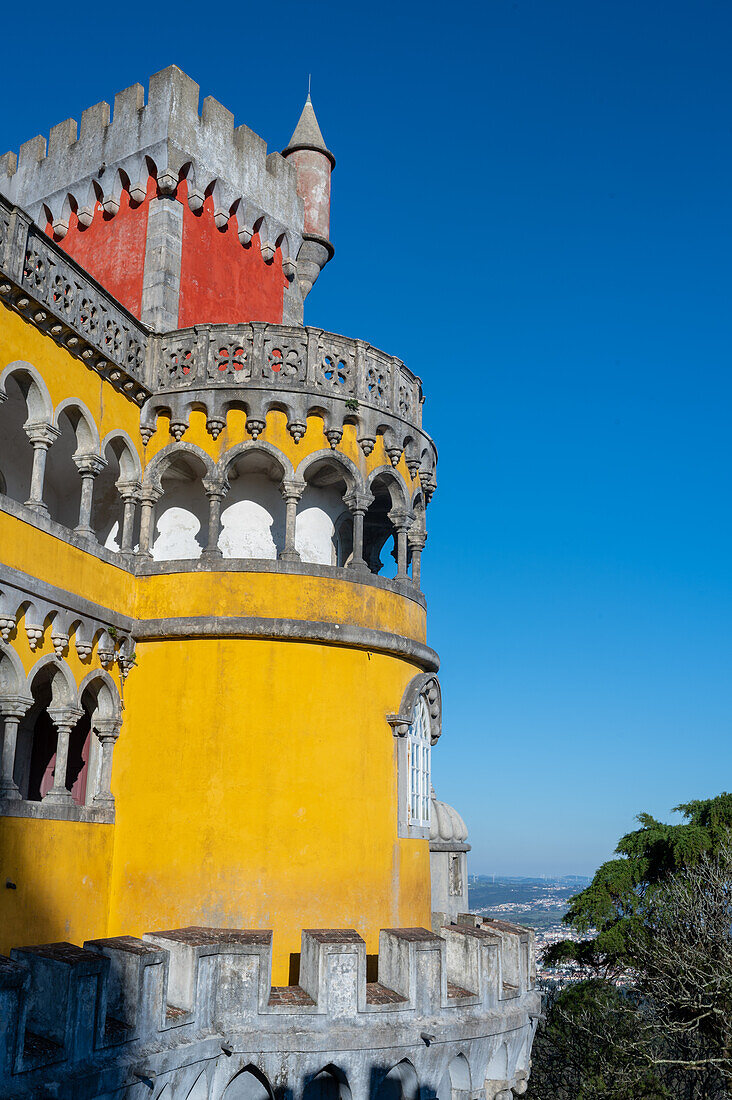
[93,719,121,743]
[0,694,33,721]
[73,452,107,478]
[386,713,411,738]
[24,421,60,449]
[408,528,427,552]
[47,706,83,730]
[139,485,163,506]
[202,477,230,501]
[388,506,414,532]
[116,479,142,503]
[343,489,374,516]
[281,480,304,505]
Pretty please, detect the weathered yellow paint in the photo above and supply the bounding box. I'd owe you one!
[112,639,430,983]
[0,816,113,952]
[135,570,426,642]
[0,510,135,616]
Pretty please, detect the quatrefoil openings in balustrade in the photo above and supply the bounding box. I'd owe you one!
[320,354,350,390]
[366,366,387,406]
[167,348,194,383]
[266,346,302,381]
[398,382,413,419]
[24,249,47,291]
[78,299,99,338]
[51,275,74,318]
[209,345,250,382]
[103,320,123,358]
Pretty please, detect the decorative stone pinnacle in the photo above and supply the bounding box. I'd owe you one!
[283,97,335,168]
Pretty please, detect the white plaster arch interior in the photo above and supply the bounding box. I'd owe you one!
[216,442,293,560]
[293,450,360,567]
[145,444,215,561]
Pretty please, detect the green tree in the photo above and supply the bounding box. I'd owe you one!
[527,794,732,1100]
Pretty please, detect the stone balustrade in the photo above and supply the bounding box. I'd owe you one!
[0,194,434,468]
[0,921,539,1099]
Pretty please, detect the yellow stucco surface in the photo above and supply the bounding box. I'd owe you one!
[112,639,430,983]
[0,816,114,951]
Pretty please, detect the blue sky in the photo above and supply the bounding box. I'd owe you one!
[3,0,731,875]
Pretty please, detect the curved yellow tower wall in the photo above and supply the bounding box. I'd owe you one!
[0,300,436,984]
[114,633,430,982]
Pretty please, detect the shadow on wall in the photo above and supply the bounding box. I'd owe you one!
[0,642,120,952]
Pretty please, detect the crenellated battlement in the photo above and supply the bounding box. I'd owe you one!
[0,923,539,1099]
[0,67,304,260]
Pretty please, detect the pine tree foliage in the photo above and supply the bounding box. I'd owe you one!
[545,792,732,968]
[527,794,732,1100]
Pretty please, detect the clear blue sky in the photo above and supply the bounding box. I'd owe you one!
[4,0,731,876]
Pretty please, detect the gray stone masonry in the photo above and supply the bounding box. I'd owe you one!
[0,923,539,1099]
[0,191,437,484]
[0,66,305,281]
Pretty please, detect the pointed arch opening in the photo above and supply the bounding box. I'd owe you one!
[15,658,82,803]
[0,366,51,508]
[222,1065,274,1100]
[151,451,210,561]
[374,1060,420,1100]
[304,1065,352,1100]
[218,446,287,560]
[92,432,142,550]
[295,454,354,566]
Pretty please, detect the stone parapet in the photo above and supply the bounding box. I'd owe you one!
[0,67,304,266]
[145,321,431,466]
[0,196,150,406]
[0,924,539,1099]
[0,192,436,478]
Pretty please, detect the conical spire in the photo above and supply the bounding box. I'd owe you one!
[283,95,335,168]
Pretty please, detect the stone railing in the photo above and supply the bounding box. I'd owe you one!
[0,922,539,1100]
[156,323,422,425]
[0,195,150,406]
[0,195,432,461]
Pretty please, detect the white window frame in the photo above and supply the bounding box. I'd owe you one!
[407,694,431,829]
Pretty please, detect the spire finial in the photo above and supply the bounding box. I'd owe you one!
[283,86,335,168]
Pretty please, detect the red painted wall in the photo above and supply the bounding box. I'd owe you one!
[46,179,286,327]
[178,183,286,328]
[48,178,154,319]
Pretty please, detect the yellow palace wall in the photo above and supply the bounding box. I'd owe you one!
[0,307,433,980]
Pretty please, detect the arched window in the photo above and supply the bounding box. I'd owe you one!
[407,694,431,828]
[390,674,441,839]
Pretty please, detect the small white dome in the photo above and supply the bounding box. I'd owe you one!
[430,790,469,844]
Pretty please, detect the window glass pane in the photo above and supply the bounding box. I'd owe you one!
[407,694,431,827]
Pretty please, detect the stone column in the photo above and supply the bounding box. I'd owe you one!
[141,192,184,332]
[43,708,83,805]
[408,530,427,589]
[202,479,229,560]
[344,490,373,575]
[118,480,142,552]
[0,696,31,800]
[92,720,120,808]
[23,422,60,516]
[137,488,162,559]
[389,508,413,580]
[280,481,303,562]
[73,453,107,539]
